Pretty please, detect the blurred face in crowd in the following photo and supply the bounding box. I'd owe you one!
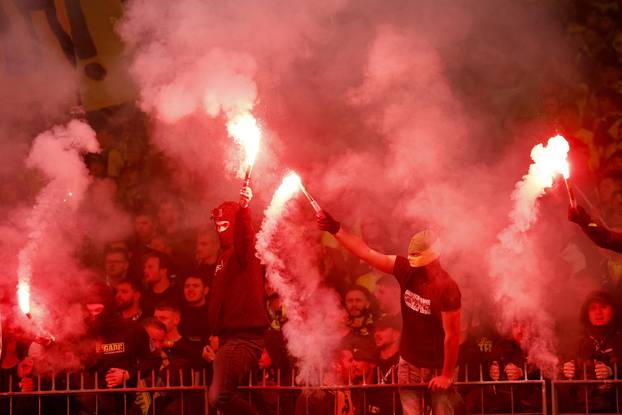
[196,231,220,263]
[115,282,140,311]
[86,303,105,318]
[145,325,166,351]
[336,350,355,381]
[374,327,400,349]
[158,201,180,232]
[345,289,370,318]
[154,308,180,333]
[85,303,106,328]
[143,256,165,285]
[134,214,155,243]
[105,251,129,279]
[588,301,614,326]
[184,276,208,306]
[511,320,529,344]
[374,283,400,314]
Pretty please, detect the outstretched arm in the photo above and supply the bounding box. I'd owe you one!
[317,211,396,274]
[569,205,622,252]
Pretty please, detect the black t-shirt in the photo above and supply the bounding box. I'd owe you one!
[85,317,151,387]
[141,285,181,317]
[179,303,211,360]
[392,256,461,368]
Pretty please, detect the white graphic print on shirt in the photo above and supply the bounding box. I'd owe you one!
[404,289,431,315]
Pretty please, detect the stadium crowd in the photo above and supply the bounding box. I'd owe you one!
[3,0,622,414]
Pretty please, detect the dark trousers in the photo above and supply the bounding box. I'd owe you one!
[209,336,263,415]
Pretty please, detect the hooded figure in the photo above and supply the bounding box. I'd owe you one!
[206,189,269,415]
[562,291,622,413]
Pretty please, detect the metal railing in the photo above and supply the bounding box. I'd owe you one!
[0,368,209,415]
[240,364,548,415]
[3,364,620,415]
[552,362,622,415]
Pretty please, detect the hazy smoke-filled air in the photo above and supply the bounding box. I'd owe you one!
[117,0,580,368]
[257,173,344,384]
[488,136,571,374]
[17,120,99,315]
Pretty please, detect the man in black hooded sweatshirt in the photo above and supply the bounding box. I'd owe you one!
[207,186,269,415]
[560,290,622,413]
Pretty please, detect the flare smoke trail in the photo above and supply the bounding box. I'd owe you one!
[17,120,99,320]
[257,173,344,384]
[119,0,583,367]
[118,5,264,179]
[488,136,570,374]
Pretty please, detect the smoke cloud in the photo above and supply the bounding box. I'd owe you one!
[118,0,592,370]
[256,173,344,384]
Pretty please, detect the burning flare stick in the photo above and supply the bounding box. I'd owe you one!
[530,134,573,206]
[227,112,261,187]
[564,177,577,209]
[298,181,322,214]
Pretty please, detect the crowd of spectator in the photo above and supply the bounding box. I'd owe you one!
[2,0,622,414]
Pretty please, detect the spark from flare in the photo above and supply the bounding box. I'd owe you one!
[227,111,261,179]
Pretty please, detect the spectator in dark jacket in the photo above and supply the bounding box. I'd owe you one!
[561,291,622,413]
[207,185,269,415]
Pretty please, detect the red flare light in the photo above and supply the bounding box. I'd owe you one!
[227,112,261,180]
[17,282,30,316]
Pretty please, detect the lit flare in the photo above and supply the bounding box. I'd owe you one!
[227,112,261,184]
[530,134,570,186]
[17,282,30,316]
[273,172,302,208]
[529,134,574,207]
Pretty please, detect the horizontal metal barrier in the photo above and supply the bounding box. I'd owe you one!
[552,362,622,415]
[239,364,548,415]
[0,368,209,415]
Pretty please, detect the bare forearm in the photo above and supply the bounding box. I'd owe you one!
[440,309,461,379]
[334,227,395,274]
[442,334,460,378]
[334,227,373,260]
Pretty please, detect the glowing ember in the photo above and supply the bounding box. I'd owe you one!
[227,112,261,175]
[530,135,570,187]
[17,282,30,315]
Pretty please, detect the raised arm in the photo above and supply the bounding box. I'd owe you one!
[317,210,396,274]
[569,205,622,252]
[234,186,256,265]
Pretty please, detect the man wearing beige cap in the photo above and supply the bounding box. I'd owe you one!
[317,211,462,415]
